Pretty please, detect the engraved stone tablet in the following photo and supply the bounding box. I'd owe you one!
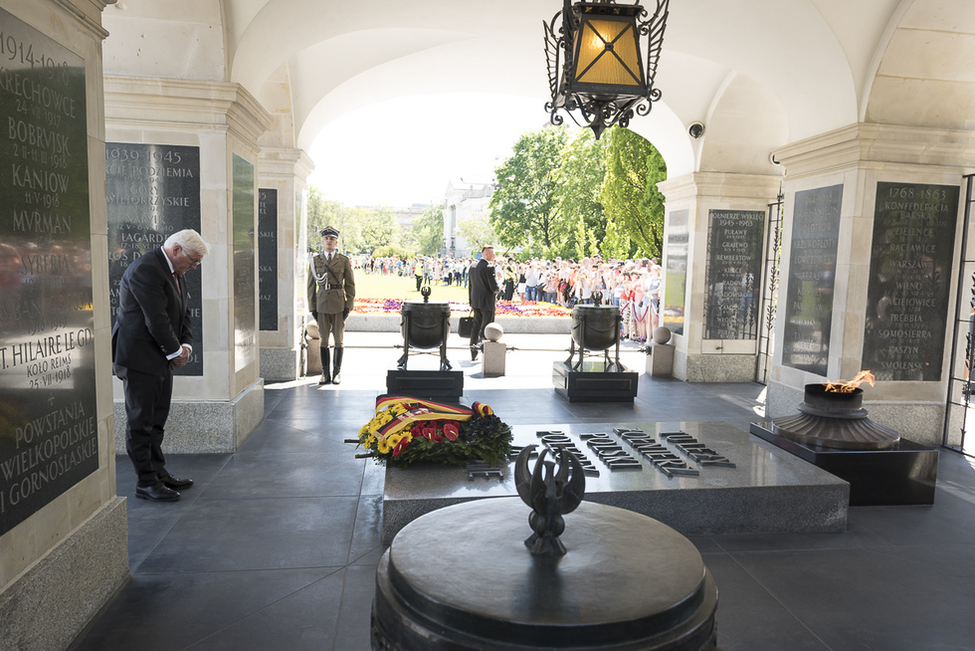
[862,182,959,381]
[258,188,278,331]
[703,210,764,340]
[233,154,256,372]
[0,8,97,535]
[782,185,843,375]
[106,143,203,375]
[663,209,688,336]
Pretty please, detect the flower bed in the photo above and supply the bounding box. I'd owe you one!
[354,297,570,318]
[353,396,512,469]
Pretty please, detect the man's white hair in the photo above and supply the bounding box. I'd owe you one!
[165,229,210,257]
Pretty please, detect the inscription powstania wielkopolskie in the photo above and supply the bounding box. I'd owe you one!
[782,185,843,376]
[258,188,278,331]
[704,210,765,340]
[0,9,98,535]
[662,209,688,336]
[862,182,959,381]
[106,143,203,375]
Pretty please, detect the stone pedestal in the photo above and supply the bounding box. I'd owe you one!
[373,498,718,650]
[646,343,674,377]
[386,369,464,401]
[552,361,638,402]
[658,172,782,383]
[105,75,272,454]
[482,340,507,377]
[750,422,938,505]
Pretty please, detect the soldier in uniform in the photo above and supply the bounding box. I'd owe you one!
[307,226,355,384]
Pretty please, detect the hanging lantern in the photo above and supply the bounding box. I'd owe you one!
[544,0,670,139]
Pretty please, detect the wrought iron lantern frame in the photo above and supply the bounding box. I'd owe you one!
[544,0,670,139]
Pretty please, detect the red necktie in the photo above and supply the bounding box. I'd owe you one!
[174,272,181,295]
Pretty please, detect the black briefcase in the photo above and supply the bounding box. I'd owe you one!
[458,315,474,338]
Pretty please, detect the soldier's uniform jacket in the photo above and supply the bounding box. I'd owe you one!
[307,251,355,315]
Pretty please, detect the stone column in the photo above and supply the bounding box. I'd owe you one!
[0,1,129,649]
[658,172,782,382]
[257,148,313,381]
[104,76,272,453]
[768,123,975,446]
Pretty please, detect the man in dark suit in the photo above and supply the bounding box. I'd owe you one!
[468,244,499,361]
[307,226,355,384]
[112,229,209,502]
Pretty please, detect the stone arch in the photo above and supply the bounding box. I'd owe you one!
[864,0,975,129]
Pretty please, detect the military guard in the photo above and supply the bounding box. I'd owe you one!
[307,226,355,384]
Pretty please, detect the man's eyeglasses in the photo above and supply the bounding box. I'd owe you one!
[181,248,202,268]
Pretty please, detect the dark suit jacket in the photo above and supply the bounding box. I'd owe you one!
[469,258,499,311]
[112,248,191,376]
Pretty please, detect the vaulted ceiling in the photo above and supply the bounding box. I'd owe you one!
[102,0,975,177]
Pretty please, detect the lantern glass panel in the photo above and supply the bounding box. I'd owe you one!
[573,17,643,88]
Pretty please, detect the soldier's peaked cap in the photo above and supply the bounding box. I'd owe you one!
[320,226,339,237]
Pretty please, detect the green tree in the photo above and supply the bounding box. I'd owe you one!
[455,215,496,252]
[600,127,667,258]
[413,203,445,256]
[358,207,401,254]
[489,126,570,257]
[552,129,608,258]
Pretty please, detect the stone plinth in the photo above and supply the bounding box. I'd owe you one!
[386,369,464,401]
[552,361,638,402]
[382,421,849,545]
[373,498,719,650]
[646,343,675,377]
[750,421,938,505]
[482,341,506,377]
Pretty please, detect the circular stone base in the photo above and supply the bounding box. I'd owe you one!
[372,498,718,650]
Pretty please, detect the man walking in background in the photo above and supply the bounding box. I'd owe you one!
[113,229,209,502]
[468,244,499,361]
[307,226,356,384]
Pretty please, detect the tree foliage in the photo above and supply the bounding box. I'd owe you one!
[489,126,570,258]
[600,127,667,258]
[413,203,445,256]
[455,215,496,252]
[552,129,609,259]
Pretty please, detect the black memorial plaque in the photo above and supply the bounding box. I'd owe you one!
[106,143,202,375]
[0,9,98,535]
[662,209,688,335]
[233,154,256,372]
[782,185,843,375]
[258,188,277,331]
[703,210,764,340]
[862,182,959,381]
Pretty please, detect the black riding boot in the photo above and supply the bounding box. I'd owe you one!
[332,347,344,384]
[319,347,331,384]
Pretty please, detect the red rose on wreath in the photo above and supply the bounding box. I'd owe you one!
[442,422,459,441]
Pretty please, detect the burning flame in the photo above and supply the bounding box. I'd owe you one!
[825,370,875,393]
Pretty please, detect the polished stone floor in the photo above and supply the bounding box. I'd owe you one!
[69,333,975,650]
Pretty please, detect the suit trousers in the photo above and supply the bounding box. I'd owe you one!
[118,366,173,485]
[470,306,495,346]
[319,311,345,347]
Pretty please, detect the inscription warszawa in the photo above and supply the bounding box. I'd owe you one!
[0,9,97,535]
[862,182,959,381]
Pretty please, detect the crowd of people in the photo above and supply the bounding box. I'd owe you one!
[362,253,664,343]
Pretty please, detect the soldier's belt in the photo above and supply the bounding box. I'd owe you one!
[318,282,341,290]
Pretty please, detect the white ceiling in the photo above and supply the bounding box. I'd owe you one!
[103,0,974,178]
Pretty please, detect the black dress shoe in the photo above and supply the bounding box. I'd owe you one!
[136,483,180,502]
[470,345,479,361]
[160,474,193,489]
